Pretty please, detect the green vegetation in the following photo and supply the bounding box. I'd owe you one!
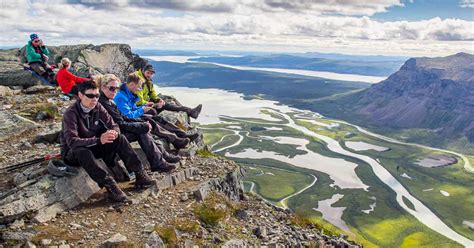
[193,192,236,227]
[242,164,314,202]
[202,128,234,146]
[196,148,217,158]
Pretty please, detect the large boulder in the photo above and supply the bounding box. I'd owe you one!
[0,49,42,87]
[0,166,100,224]
[0,43,147,87]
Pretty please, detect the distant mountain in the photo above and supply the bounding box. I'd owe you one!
[190,54,404,76]
[312,52,474,153]
[150,61,370,104]
[290,52,408,62]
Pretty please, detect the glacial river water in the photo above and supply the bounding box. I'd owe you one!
[159,86,473,247]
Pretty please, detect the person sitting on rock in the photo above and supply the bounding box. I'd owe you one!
[114,73,198,149]
[25,33,55,83]
[60,80,155,203]
[95,74,179,172]
[135,64,202,119]
[56,58,90,95]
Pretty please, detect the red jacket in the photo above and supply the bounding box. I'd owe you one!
[56,68,89,94]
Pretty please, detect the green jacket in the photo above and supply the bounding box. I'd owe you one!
[26,40,49,63]
[135,69,160,106]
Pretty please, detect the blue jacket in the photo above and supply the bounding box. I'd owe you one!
[114,84,145,119]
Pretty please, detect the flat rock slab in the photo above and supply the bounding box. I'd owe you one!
[0,167,100,224]
[0,111,39,142]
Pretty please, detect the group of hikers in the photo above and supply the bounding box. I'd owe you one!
[26,34,203,203]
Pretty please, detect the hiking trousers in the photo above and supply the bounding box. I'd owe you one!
[123,132,164,171]
[64,134,143,187]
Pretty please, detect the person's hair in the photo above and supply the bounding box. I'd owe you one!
[77,80,98,94]
[59,58,71,69]
[94,74,120,87]
[126,73,142,84]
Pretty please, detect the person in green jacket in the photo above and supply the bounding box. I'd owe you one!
[25,33,55,83]
[135,64,202,119]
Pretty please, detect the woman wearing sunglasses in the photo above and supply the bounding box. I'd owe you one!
[56,58,90,95]
[25,33,55,83]
[96,74,180,173]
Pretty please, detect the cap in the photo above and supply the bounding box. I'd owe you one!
[142,64,155,73]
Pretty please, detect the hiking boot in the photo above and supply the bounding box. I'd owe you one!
[172,137,190,149]
[135,170,156,189]
[151,160,177,173]
[186,132,200,142]
[189,104,202,119]
[104,177,130,203]
[163,152,182,163]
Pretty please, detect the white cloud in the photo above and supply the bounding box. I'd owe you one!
[460,0,474,8]
[0,0,472,56]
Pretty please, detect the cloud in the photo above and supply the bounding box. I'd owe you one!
[0,1,472,56]
[460,0,474,8]
[69,0,403,15]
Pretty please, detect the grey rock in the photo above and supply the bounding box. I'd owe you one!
[254,226,268,239]
[0,111,39,142]
[19,141,33,150]
[0,167,100,224]
[144,231,165,248]
[41,239,52,245]
[222,239,248,247]
[32,123,62,144]
[234,209,249,220]
[100,233,128,248]
[180,192,189,202]
[143,223,155,233]
[9,218,25,229]
[24,85,55,94]
[0,85,15,97]
[1,231,36,241]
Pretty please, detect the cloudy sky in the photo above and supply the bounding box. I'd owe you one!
[0,0,472,56]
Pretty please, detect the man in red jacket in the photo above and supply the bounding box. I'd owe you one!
[56,58,90,95]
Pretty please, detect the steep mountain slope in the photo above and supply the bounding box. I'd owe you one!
[312,52,474,152]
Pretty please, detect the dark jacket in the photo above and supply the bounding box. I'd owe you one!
[99,91,150,134]
[60,100,119,156]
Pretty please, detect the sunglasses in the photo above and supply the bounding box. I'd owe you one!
[33,39,41,43]
[107,86,120,92]
[84,93,100,99]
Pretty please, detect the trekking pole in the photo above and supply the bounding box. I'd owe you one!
[0,153,61,172]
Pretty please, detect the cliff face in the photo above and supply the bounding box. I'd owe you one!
[0,43,147,87]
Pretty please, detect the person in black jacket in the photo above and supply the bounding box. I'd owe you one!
[60,80,155,203]
[96,74,178,172]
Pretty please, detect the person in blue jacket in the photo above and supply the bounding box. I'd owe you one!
[114,73,193,149]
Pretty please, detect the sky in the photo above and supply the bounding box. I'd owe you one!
[0,0,472,56]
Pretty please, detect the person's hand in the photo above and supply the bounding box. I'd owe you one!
[156,99,165,108]
[143,106,153,113]
[100,131,116,144]
[38,40,44,46]
[146,122,152,133]
[42,54,49,62]
[107,129,119,139]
